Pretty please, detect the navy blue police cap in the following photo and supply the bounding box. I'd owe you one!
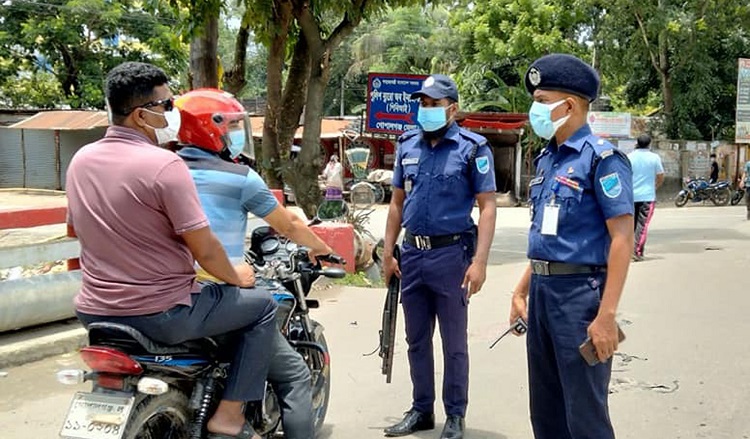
[524,54,600,102]
[411,74,459,103]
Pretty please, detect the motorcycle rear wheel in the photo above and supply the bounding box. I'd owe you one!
[675,192,689,207]
[711,188,731,206]
[123,389,190,439]
[731,189,745,206]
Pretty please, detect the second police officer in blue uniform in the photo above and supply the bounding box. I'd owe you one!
[508,54,634,439]
[383,74,497,439]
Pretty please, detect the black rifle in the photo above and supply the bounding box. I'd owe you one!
[379,244,401,383]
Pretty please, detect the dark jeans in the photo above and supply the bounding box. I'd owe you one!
[746,187,750,220]
[268,330,314,439]
[77,283,277,402]
[634,201,656,257]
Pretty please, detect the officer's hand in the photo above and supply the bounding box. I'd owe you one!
[383,255,401,284]
[509,292,528,335]
[587,314,619,363]
[462,261,487,299]
[234,262,256,288]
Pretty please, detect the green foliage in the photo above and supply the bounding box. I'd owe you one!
[0,0,188,109]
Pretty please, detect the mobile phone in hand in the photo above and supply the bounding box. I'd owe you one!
[578,325,626,366]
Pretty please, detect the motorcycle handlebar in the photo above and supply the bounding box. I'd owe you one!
[316,254,346,266]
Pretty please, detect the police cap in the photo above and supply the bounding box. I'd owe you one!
[411,74,459,103]
[524,53,600,102]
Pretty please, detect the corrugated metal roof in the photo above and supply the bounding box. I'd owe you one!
[249,117,357,139]
[9,111,109,131]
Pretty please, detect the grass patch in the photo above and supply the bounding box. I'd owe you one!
[333,271,384,288]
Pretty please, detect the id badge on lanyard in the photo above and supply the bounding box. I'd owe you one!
[541,181,560,236]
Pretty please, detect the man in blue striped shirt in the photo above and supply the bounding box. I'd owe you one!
[175,89,333,439]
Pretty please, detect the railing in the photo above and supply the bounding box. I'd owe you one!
[0,207,80,332]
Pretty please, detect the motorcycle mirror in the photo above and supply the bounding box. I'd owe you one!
[319,267,346,279]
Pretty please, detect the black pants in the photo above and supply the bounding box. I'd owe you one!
[77,283,277,402]
[746,187,750,220]
[634,201,656,257]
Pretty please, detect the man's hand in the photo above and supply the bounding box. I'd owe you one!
[587,313,619,363]
[383,255,401,284]
[234,262,256,288]
[509,292,528,335]
[308,244,334,264]
[462,260,487,298]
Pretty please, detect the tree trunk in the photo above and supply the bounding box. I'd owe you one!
[189,14,220,89]
[223,22,251,95]
[657,28,676,137]
[293,48,332,218]
[260,2,293,189]
[279,35,311,162]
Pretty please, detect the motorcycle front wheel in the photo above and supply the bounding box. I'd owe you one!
[675,191,689,207]
[311,325,331,433]
[123,389,190,439]
[711,187,731,206]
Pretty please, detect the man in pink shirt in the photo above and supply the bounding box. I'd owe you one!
[66,62,275,439]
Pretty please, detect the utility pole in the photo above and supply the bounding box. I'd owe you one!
[340,79,345,117]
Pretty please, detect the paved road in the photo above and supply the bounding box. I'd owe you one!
[1,205,750,438]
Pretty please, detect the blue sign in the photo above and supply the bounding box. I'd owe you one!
[366,73,427,135]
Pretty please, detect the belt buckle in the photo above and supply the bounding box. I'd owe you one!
[416,235,431,250]
[531,260,550,276]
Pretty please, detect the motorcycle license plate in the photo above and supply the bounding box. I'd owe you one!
[60,392,134,439]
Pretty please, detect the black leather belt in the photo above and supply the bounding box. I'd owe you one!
[404,231,462,251]
[530,259,606,276]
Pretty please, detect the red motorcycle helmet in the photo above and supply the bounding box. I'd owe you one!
[174,88,247,154]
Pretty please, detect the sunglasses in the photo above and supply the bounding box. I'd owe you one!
[124,97,174,115]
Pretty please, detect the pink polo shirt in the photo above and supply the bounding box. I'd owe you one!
[66,126,208,316]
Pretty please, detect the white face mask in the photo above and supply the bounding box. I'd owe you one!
[143,108,181,145]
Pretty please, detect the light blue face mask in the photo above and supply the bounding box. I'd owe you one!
[528,100,570,140]
[227,130,246,158]
[417,105,449,132]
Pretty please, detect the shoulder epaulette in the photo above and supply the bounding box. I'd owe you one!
[398,129,421,143]
[458,128,488,147]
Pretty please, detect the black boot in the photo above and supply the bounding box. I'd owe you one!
[440,415,465,439]
[384,409,435,437]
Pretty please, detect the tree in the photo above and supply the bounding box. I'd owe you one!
[596,0,750,139]
[0,0,187,108]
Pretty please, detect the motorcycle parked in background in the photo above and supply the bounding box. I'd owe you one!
[56,227,345,439]
[674,177,731,207]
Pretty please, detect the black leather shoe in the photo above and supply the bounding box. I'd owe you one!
[440,415,465,439]
[383,409,435,437]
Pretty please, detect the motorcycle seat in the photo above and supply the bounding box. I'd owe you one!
[87,322,220,357]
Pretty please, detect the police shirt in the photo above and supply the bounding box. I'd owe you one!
[392,122,496,236]
[527,124,633,266]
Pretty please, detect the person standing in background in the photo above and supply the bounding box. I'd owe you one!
[628,134,664,261]
[741,158,750,220]
[709,153,719,184]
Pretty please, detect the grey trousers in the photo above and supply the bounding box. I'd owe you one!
[77,283,277,402]
[268,330,314,439]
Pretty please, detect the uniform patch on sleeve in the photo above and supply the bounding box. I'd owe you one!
[600,149,614,159]
[476,156,490,174]
[402,157,419,166]
[599,172,622,198]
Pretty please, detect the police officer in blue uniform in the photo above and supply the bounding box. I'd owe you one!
[383,74,497,439]
[508,54,634,439]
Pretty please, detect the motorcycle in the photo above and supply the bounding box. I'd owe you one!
[56,226,346,439]
[674,177,731,207]
[731,187,745,206]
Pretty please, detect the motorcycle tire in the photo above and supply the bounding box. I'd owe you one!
[311,324,331,434]
[122,389,190,439]
[675,192,689,207]
[731,189,745,206]
[711,187,731,206]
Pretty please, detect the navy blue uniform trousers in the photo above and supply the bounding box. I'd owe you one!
[400,238,472,417]
[527,272,615,439]
[77,283,277,402]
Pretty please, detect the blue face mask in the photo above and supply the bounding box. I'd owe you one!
[227,130,246,158]
[528,100,570,140]
[417,105,449,132]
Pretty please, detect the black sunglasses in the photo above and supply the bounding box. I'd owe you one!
[124,98,174,115]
